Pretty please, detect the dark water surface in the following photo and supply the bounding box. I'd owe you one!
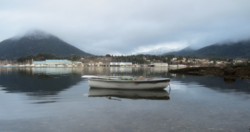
[0,67,250,132]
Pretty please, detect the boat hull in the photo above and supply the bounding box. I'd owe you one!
[88,78,170,90]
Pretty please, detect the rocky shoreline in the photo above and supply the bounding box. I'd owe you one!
[169,65,250,83]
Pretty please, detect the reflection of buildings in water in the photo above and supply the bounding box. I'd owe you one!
[0,67,172,80]
[170,74,176,77]
[87,67,97,73]
[72,68,83,74]
[0,67,169,76]
[0,67,34,75]
[142,67,168,75]
[151,67,169,73]
[113,67,170,77]
[82,67,107,75]
[0,67,83,76]
[33,67,83,75]
[88,88,170,100]
[33,68,71,75]
[93,67,105,73]
[0,68,83,97]
[169,67,178,70]
[0,67,15,75]
[132,67,140,72]
[0,67,172,78]
[81,67,133,75]
[110,67,132,73]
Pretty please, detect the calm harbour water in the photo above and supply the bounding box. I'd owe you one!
[0,67,250,132]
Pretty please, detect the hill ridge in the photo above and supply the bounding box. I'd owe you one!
[163,39,250,58]
[0,30,91,60]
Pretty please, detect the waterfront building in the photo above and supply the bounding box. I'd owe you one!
[33,61,46,66]
[33,60,72,67]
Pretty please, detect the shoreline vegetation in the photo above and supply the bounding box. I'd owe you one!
[169,65,250,83]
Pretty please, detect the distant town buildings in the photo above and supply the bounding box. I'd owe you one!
[1,55,249,68]
[32,60,85,67]
[171,57,177,61]
[33,60,72,66]
[110,62,132,67]
[233,58,248,63]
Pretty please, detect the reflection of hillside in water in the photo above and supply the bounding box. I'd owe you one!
[0,68,83,97]
[172,74,250,94]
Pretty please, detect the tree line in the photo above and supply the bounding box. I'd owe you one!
[17,53,83,62]
[17,53,232,65]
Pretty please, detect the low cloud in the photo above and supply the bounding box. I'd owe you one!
[1,0,250,55]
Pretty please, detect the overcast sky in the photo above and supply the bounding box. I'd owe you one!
[1,0,250,55]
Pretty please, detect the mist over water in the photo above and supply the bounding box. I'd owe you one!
[0,67,249,132]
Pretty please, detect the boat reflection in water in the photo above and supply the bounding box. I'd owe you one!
[88,88,170,101]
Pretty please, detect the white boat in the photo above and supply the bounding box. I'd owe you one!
[88,88,170,100]
[82,75,170,90]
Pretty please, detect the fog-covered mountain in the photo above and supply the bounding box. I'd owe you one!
[0,30,91,60]
[164,39,250,58]
[137,47,179,55]
[163,47,195,56]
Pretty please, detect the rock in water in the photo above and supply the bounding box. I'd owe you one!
[224,69,236,76]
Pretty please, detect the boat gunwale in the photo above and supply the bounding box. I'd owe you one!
[89,78,170,83]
